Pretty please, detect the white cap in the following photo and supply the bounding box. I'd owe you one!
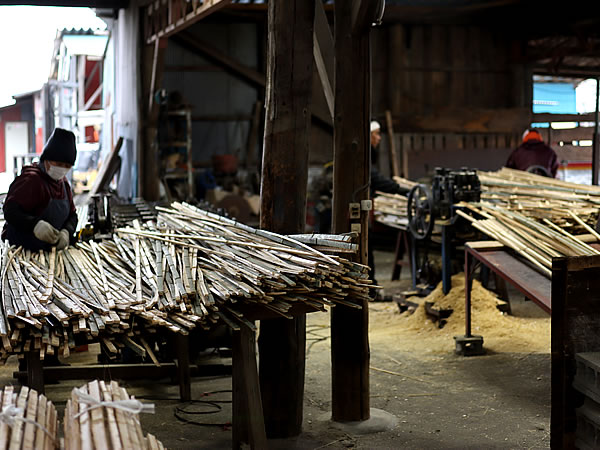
[370,120,381,132]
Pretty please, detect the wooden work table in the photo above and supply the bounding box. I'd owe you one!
[463,235,600,338]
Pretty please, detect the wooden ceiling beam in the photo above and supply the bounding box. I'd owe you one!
[0,0,126,5]
[145,0,232,44]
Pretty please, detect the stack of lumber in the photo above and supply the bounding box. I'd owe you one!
[393,176,418,192]
[64,380,162,450]
[373,176,416,228]
[477,167,600,233]
[0,385,58,450]
[373,192,408,229]
[0,202,371,363]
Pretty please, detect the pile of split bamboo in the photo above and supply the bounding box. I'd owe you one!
[0,202,371,363]
[457,203,600,278]
[373,192,408,229]
[477,167,600,232]
[0,385,58,450]
[373,176,416,228]
[64,380,162,450]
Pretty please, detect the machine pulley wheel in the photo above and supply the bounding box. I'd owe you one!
[407,184,434,241]
[526,165,551,177]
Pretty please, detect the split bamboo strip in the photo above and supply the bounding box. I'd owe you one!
[63,380,161,450]
[0,386,58,450]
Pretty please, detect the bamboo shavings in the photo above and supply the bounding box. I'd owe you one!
[396,273,550,354]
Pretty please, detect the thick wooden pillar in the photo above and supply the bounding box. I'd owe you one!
[258,0,315,439]
[140,36,167,201]
[330,0,372,422]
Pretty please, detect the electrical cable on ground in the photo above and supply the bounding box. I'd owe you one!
[173,390,233,428]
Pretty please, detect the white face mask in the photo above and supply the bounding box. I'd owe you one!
[46,164,70,181]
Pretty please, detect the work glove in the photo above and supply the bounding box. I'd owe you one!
[33,220,60,244]
[56,229,70,250]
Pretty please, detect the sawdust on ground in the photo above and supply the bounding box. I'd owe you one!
[368,272,550,355]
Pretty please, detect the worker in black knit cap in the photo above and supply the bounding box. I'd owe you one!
[2,127,78,251]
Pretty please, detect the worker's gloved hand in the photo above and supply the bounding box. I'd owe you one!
[56,229,70,250]
[33,220,60,244]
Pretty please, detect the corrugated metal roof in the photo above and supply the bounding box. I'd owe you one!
[60,28,108,37]
[62,34,109,57]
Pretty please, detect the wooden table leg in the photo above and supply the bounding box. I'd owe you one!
[391,230,405,281]
[465,251,473,337]
[232,323,267,450]
[173,333,191,402]
[25,351,44,395]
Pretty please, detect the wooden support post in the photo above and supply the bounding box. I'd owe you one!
[258,0,315,438]
[593,77,600,185]
[331,0,371,422]
[173,333,191,401]
[140,37,168,201]
[385,110,400,177]
[245,100,263,169]
[313,0,335,120]
[25,351,44,395]
[233,324,267,450]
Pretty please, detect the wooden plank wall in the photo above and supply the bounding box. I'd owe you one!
[385,132,519,181]
[379,23,529,122]
[536,126,594,163]
[371,23,535,180]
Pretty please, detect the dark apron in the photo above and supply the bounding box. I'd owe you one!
[5,183,70,252]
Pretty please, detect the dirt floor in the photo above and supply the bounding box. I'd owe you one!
[0,249,551,449]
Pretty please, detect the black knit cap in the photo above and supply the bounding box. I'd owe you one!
[40,128,77,165]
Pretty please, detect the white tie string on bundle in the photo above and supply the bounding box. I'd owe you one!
[72,388,155,419]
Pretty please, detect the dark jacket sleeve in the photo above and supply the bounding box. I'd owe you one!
[505,150,517,169]
[62,182,78,236]
[3,172,48,232]
[3,200,41,232]
[550,151,559,178]
[371,169,410,196]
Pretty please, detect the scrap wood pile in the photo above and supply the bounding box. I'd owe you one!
[0,381,161,450]
[373,176,417,228]
[0,202,371,363]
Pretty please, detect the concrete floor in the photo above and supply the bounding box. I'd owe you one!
[0,248,551,449]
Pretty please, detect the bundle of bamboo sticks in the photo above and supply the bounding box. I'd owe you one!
[0,202,371,363]
[477,167,600,232]
[64,380,162,450]
[0,385,58,450]
[373,192,408,229]
[458,202,600,278]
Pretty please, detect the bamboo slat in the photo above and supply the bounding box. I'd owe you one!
[0,386,58,450]
[63,380,160,450]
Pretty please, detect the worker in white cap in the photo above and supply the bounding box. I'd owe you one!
[369,120,408,300]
